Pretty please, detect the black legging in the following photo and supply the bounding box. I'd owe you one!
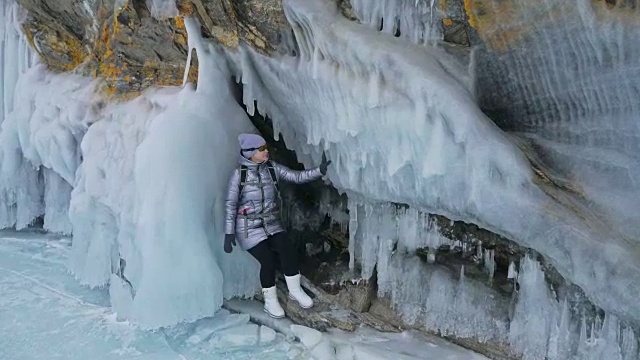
[248,231,299,288]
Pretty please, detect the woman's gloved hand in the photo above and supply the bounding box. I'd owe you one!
[224,234,237,253]
[320,153,332,175]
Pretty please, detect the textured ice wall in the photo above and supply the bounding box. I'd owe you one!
[0,0,32,127]
[472,0,640,242]
[70,18,261,328]
[3,66,93,233]
[0,0,77,233]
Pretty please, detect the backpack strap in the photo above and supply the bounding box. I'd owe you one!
[237,162,279,194]
[267,161,284,217]
[238,165,248,194]
[267,161,279,194]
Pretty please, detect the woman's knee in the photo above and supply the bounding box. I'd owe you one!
[248,241,275,265]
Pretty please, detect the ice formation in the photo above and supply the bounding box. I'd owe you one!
[70,17,262,328]
[231,0,640,329]
[1,1,75,235]
[482,249,495,279]
[344,201,507,342]
[350,0,442,44]
[2,0,640,358]
[0,0,39,230]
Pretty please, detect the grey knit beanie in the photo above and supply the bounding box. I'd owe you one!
[238,133,266,158]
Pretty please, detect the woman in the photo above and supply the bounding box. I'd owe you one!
[224,133,331,318]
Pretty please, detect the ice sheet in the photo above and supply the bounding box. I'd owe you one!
[0,231,494,360]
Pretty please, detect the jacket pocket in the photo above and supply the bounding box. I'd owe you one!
[238,200,256,215]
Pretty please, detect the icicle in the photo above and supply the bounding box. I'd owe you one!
[594,315,603,340]
[509,256,558,359]
[244,85,255,116]
[547,311,561,360]
[181,42,192,86]
[239,51,256,116]
[311,46,321,79]
[424,268,455,336]
[597,314,623,360]
[453,265,473,338]
[621,326,639,360]
[2,0,24,125]
[349,0,439,44]
[508,261,518,280]
[576,316,590,359]
[557,299,573,358]
[348,198,358,270]
[43,168,73,234]
[462,240,469,253]
[375,237,394,297]
[483,249,495,278]
[426,249,435,263]
[547,298,575,360]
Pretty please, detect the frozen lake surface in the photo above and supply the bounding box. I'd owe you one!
[0,230,489,360]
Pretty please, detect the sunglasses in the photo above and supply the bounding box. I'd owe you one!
[242,144,268,152]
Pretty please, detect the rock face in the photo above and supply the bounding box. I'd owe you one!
[18,0,191,95]
[16,0,293,96]
[13,0,477,95]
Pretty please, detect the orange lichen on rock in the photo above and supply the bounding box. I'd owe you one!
[462,0,559,51]
[22,24,88,71]
[177,1,196,16]
[93,20,121,94]
[462,0,635,51]
[23,0,211,97]
[175,16,186,29]
[462,0,478,29]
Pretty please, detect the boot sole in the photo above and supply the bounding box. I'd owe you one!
[288,294,313,309]
[263,308,285,319]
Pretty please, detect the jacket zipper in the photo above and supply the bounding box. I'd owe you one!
[257,166,270,235]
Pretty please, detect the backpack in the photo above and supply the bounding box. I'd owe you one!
[237,161,287,224]
[238,161,280,195]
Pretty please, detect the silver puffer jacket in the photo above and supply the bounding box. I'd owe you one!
[225,156,323,250]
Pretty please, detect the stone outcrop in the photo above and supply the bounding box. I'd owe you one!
[15,0,482,96]
[15,0,295,96]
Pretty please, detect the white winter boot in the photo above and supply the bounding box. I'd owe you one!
[285,274,314,309]
[262,286,285,318]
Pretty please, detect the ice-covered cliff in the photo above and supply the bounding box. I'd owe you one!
[2,0,640,359]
